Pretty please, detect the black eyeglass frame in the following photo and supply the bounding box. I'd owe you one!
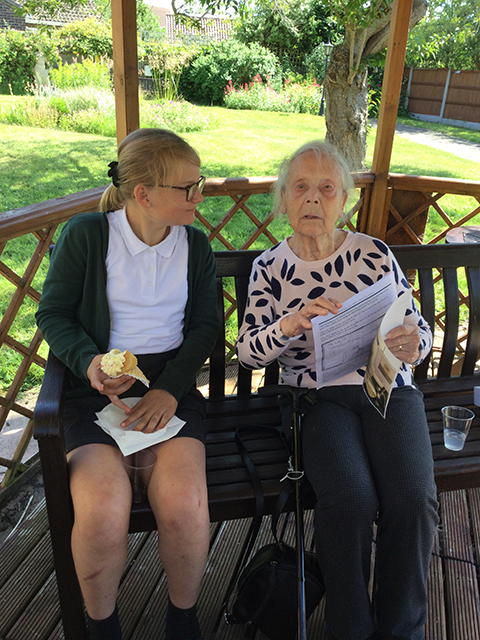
[159,176,206,202]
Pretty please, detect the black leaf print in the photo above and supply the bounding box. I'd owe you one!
[335,255,344,277]
[308,371,317,381]
[377,274,383,281]
[251,329,259,337]
[253,271,258,282]
[401,277,408,288]
[299,334,307,341]
[381,265,390,272]
[250,289,264,296]
[345,281,359,294]
[358,274,374,286]
[287,298,302,308]
[250,340,257,354]
[271,277,282,301]
[266,257,275,266]
[238,334,244,343]
[272,337,285,348]
[255,337,266,356]
[266,335,272,350]
[287,264,295,281]
[325,262,332,276]
[346,251,352,266]
[245,313,257,327]
[372,239,389,256]
[354,248,361,261]
[264,286,272,295]
[330,281,341,288]
[262,315,271,325]
[357,369,365,377]
[406,308,413,316]
[258,259,266,268]
[291,278,305,286]
[392,261,399,284]
[291,365,305,370]
[255,298,269,307]
[311,271,323,283]
[395,374,405,386]
[293,351,310,360]
[367,252,382,259]
[297,373,303,386]
[308,287,325,299]
[281,259,288,279]
[363,258,376,270]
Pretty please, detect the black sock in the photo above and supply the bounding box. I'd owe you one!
[87,605,122,640]
[165,598,203,640]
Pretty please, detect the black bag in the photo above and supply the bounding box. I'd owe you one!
[232,541,324,640]
[222,425,324,640]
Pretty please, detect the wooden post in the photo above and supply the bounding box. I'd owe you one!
[365,0,414,240]
[111,0,139,146]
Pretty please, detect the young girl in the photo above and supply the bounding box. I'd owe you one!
[36,128,219,640]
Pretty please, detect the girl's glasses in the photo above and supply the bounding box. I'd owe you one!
[159,176,206,202]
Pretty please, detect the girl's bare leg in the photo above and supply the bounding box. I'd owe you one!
[67,443,132,619]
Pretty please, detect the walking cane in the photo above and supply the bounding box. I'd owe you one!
[259,385,313,640]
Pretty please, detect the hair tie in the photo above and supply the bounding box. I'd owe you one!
[107,161,120,188]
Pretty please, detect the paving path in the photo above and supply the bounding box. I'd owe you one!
[393,122,480,164]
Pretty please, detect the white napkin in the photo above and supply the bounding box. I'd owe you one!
[95,397,185,456]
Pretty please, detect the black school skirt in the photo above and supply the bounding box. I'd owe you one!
[62,350,206,454]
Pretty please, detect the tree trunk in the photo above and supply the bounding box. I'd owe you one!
[323,0,427,172]
[324,45,369,171]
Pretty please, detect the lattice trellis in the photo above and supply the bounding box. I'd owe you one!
[1,174,480,486]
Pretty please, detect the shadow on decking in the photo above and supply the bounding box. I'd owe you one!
[2,487,480,640]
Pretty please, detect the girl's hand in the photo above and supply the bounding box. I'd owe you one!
[87,354,135,412]
[280,297,342,338]
[120,389,178,433]
[385,324,421,364]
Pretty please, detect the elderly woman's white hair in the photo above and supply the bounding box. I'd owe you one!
[272,140,355,216]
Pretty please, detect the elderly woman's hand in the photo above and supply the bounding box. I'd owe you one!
[280,297,342,338]
[384,325,421,364]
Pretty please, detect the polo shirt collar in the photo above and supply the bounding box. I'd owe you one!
[117,207,179,258]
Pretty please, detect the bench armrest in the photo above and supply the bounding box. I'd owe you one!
[34,350,67,441]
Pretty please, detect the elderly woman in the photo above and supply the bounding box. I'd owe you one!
[237,141,438,640]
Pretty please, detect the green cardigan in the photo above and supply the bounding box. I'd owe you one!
[36,212,219,400]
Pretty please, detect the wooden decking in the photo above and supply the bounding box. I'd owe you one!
[2,488,480,640]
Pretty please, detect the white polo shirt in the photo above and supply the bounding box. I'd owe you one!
[105,208,188,354]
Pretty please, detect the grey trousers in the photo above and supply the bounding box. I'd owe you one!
[282,385,439,640]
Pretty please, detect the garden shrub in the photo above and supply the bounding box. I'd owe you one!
[58,18,113,59]
[140,99,210,132]
[179,40,280,105]
[0,29,59,95]
[144,41,198,101]
[224,74,321,114]
[49,59,112,90]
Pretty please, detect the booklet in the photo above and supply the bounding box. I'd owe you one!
[311,272,412,417]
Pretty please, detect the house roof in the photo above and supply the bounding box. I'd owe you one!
[165,13,232,40]
[13,0,101,27]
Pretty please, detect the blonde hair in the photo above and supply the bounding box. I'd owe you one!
[272,140,354,216]
[100,128,201,212]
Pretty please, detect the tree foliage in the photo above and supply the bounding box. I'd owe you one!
[235,0,337,68]
[405,0,480,70]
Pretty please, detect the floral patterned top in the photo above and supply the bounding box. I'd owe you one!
[236,231,432,389]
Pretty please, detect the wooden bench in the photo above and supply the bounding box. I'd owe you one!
[33,243,480,639]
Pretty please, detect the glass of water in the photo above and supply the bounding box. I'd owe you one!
[442,406,475,451]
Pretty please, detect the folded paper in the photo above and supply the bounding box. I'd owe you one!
[95,397,185,456]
